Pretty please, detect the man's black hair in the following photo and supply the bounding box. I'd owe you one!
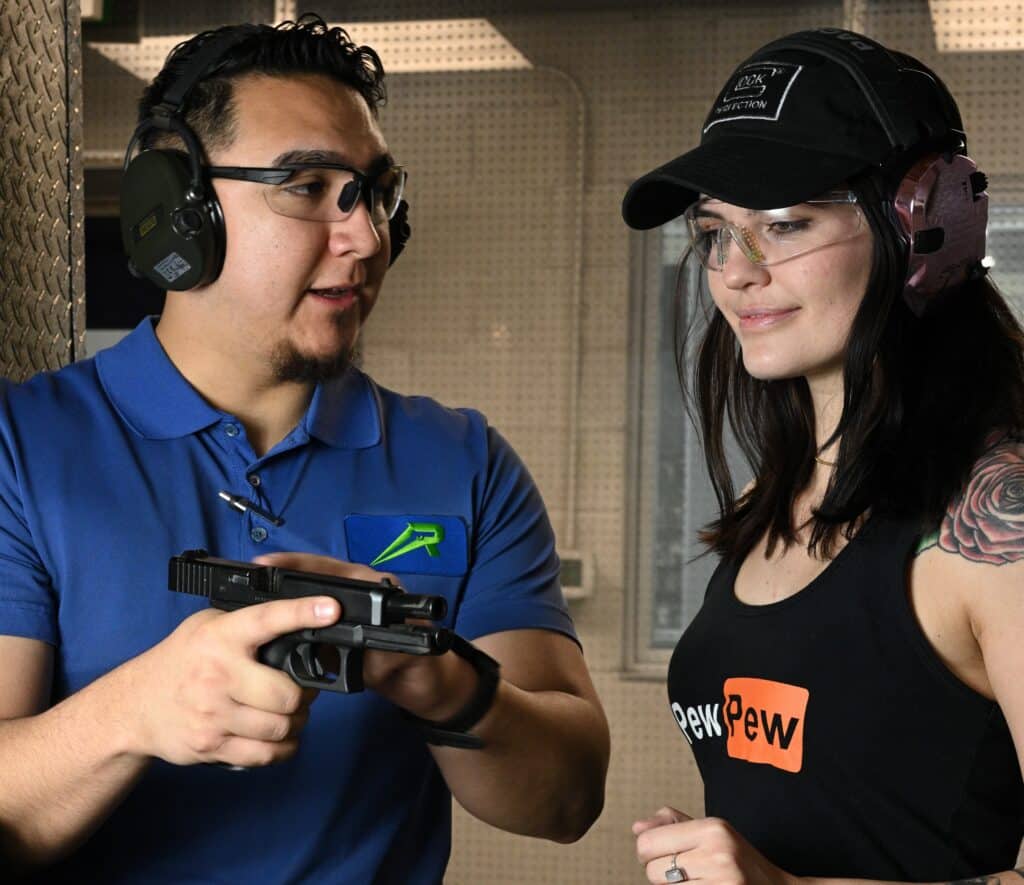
[136,13,387,155]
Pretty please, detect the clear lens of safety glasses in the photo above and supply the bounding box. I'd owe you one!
[208,163,408,223]
[683,192,864,270]
[264,165,407,224]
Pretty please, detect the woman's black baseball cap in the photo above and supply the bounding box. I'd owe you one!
[622,28,965,228]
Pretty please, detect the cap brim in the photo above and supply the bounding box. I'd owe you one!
[622,136,869,229]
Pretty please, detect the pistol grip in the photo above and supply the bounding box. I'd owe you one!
[257,636,296,671]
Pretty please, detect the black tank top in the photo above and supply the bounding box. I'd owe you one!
[667,515,1023,879]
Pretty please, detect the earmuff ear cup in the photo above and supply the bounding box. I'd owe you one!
[119,149,225,290]
[387,198,410,266]
[759,31,987,312]
[892,152,988,315]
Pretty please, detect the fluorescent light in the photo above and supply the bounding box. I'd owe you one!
[929,0,1024,51]
[88,18,530,80]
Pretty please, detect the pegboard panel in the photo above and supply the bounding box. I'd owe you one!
[559,510,628,672]
[82,43,147,164]
[580,347,627,431]
[344,18,531,72]
[584,185,632,270]
[142,0,272,36]
[923,0,1024,51]
[581,261,631,351]
[363,66,582,506]
[493,422,571,514]
[849,0,1024,179]
[577,427,624,512]
[446,673,702,885]
[492,4,841,189]
[400,346,571,429]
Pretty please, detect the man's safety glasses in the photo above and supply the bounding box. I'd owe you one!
[683,191,865,270]
[206,163,407,225]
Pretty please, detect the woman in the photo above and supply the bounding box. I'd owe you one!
[622,28,1024,885]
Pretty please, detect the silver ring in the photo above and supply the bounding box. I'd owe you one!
[665,853,688,883]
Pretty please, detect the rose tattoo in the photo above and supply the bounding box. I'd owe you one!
[939,443,1024,565]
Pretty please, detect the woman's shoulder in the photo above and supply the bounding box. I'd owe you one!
[916,429,1024,567]
[908,431,1024,703]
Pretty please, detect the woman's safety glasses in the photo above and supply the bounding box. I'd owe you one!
[683,191,865,270]
[206,163,407,225]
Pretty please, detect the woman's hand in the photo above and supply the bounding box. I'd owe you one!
[633,807,801,885]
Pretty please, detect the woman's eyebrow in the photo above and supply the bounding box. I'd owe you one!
[694,202,774,221]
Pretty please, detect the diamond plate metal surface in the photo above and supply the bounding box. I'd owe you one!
[0,0,86,381]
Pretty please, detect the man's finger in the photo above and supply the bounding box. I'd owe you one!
[220,596,341,649]
[229,656,314,713]
[221,699,312,743]
[254,551,396,585]
[213,734,303,768]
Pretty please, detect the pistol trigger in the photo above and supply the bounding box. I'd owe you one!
[281,644,328,690]
[298,643,323,680]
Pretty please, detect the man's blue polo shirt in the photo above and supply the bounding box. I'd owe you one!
[0,318,575,884]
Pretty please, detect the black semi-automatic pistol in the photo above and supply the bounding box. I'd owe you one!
[168,549,452,693]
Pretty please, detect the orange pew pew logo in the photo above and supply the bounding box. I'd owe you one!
[722,677,809,773]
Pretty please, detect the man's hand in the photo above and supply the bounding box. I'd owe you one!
[124,594,341,767]
[253,552,608,843]
[252,552,477,722]
[634,807,800,885]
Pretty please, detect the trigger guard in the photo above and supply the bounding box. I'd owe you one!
[283,643,365,693]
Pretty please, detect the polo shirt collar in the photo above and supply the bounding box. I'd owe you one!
[96,318,222,440]
[303,367,382,450]
[97,318,383,448]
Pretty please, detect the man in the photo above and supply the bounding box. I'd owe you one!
[0,16,608,883]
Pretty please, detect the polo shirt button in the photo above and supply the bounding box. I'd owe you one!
[247,473,261,487]
[250,526,268,543]
[224,423,240,438]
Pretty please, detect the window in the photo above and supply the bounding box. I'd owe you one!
[625,220,750,674]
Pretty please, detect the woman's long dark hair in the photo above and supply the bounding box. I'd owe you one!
[682,169,1024,562]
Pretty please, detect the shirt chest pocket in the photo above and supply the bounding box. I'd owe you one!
[343,514,469,577]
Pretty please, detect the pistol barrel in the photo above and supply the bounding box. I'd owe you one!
[385,593,448,621]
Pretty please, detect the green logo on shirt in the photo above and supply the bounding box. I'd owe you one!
[371,522,445,566]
